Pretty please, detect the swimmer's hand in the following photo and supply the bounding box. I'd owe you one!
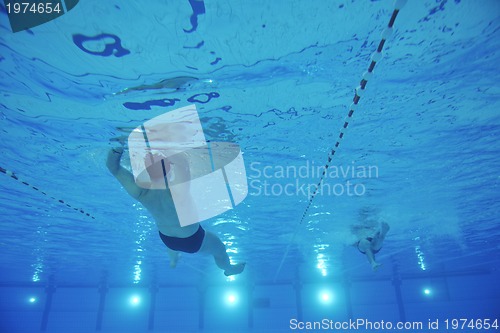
[112,147,124,155]
[106,147,124,173]
[109,135,128,147]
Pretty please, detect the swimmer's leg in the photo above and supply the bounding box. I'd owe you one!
[371,222,390,250]
[358,239,381,271]
[365,248,382,271]
[199,231,245,276]
[166,247,180,268]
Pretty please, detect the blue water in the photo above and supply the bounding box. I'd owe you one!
[1,1,499,332]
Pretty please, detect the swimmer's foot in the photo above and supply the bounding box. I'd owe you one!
[372,262,382,272]
[224,263,246,276]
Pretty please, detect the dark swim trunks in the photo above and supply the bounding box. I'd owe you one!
[159,225,205,253]
[357,237,381,255]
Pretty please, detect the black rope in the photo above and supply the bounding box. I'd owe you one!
[0,166,96,219]
[299,7,403,225]
[273,1,407,281]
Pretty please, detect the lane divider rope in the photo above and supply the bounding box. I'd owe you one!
[0,166,96,220]
[273,0,407,281]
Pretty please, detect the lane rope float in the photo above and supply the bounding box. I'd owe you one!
[0,166,96,220]
[273,0,408,281]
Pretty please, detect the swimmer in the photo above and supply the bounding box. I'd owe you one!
[351,207,390,271]
[106,147,245,276]
[114,76,199,95]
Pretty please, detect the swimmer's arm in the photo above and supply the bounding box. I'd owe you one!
[106,148,145,199]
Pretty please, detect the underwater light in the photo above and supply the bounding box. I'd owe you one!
[423,288,432,296]
[130,296,141,306]
[225,293,238,306]
[319,291,333,304]
[28,297,36,303]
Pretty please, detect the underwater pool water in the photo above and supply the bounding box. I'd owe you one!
[0,0,499,332]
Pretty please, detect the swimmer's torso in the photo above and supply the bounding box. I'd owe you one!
[139,189,199,238]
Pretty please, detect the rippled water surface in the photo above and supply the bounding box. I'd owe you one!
[0,0,498,322]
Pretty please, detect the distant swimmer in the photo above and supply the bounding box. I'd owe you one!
[106,147,245,276]
[351,207,390,271]
[114,76,199,95]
